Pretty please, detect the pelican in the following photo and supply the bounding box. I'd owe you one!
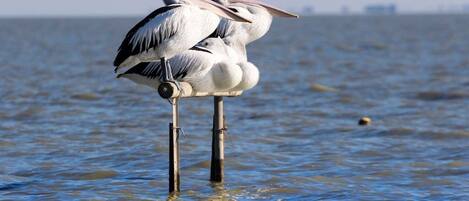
[116,37,251,93]
[113,0,251,86]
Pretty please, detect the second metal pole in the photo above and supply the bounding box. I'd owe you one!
[210,96,225,182]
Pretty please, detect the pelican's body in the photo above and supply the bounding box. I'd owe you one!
[114,4,221,68]
[117,38,248,93]
[113,0,251,86]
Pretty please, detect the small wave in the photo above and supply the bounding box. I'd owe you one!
[184,160,210,171]
[246,113,274,120]
[11,106,43,120]
[446,161,469,168]
[71,93,101,101]
[359,41,388,51]
[93,59,109,66]
[309,83,339,93]
[0,111,7,118]
[297,59,316,67]
[59,170,118,180]
[0,175,32,191]
[378,128,469,140]
[415,91,468,101]
[412,169,469,177]
[335,44,359,52]
[256,187,301,195]
[0,141,15,147]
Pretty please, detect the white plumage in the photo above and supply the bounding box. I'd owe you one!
[114,5,215,69]
[115,0,297,94]
[117,38,246,93]
[231,61,259,91]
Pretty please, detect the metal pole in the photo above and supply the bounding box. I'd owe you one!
[210,96,225,182]
[169,98,180,193]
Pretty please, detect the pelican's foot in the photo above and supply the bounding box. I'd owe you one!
[163,79,182,93]
[163,80,184,105]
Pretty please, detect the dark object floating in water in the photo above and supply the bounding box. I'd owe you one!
[359,117,372,126]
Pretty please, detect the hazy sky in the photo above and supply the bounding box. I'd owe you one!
[1,0,469,16]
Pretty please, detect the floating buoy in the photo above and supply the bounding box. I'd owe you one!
[358,117,372,126]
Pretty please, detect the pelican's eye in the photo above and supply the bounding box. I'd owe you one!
[229,8,239,13]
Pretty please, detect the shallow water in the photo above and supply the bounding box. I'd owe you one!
[0,15,468,200]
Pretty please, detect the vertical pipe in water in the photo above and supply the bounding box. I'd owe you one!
[210,96,224,182]
[169,98,180,193]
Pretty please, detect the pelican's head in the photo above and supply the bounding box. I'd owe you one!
[197,37,237,58]
[230,0,299,18]
[198,37,227,51]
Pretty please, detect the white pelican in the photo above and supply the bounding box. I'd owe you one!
[116,37,249,93]
[113,0,251,85]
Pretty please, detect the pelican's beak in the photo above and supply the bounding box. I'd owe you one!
[231,0,299,18]
[193,0,252,23]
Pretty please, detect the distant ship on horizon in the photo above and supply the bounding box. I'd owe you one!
[365,4,397,15]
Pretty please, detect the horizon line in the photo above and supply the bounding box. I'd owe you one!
[0,12,468,18]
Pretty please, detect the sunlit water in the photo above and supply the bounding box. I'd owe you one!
[0,15,468,200]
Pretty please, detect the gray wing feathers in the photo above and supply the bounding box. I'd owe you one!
[130,14,178,53]
[118,51,211,81]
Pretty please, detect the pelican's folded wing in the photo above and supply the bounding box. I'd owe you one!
[113,5,182,67]
[117,62,162,79]
[117,46,213,81]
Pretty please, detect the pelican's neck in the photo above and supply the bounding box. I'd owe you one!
[245,5,273,43]
[228,3,272,44]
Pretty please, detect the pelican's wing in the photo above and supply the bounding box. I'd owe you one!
[113,5,182,67]
[117,62,162,79]
[117,46,214,81]
[117,61,189,81]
